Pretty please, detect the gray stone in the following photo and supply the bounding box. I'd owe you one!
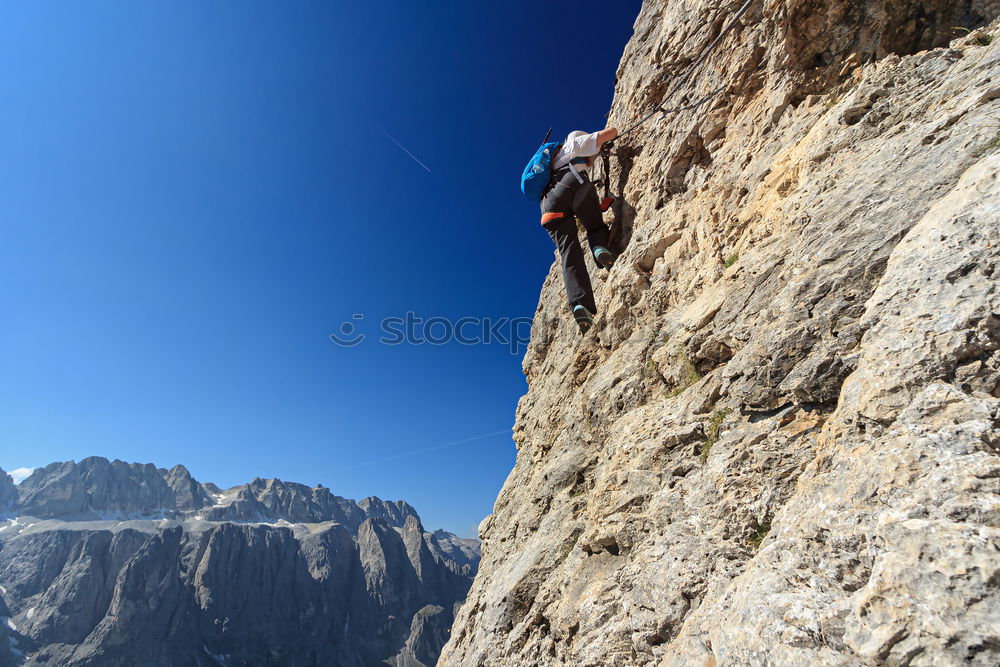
[0,471,15,517]
[442,1,1000,665]
[0,457,479,665]
[18,457,180,518]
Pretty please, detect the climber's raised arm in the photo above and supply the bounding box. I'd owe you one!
[596,127,618,147]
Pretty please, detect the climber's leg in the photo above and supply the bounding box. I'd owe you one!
[572,304,595,333]
[572,180,614,268]
[544,214,598,314]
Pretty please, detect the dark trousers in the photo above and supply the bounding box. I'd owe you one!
[540,169,609,313]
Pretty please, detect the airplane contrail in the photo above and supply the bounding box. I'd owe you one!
[345,429,510,470]
[379,127,432,173]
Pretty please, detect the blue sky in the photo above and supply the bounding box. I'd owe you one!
[0,1,641,537]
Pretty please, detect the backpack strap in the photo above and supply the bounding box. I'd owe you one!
[567,162,585,184]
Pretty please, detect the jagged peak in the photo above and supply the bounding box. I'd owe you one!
[0,469,15,516]
[3,457,465,546]
[403,513,424,532]
[165,463,193,478]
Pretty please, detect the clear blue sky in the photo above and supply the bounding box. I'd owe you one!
[0,1,641,537]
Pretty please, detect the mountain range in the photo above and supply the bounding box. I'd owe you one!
[0,457,478,666]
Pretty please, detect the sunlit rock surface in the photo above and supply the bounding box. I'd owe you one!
[442,1,1000,664]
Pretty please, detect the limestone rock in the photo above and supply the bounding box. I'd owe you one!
[0,471,15,517]
[18,457,181,518]
[394,605,459,667]
[199,475,370,525]
[0,457,479,665]
[426,530,481,577]
[163,463,212,511]
[442,1,1000,665]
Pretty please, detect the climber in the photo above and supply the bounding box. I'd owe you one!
[540,127,619,333]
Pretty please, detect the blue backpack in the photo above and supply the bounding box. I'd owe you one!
[520,141,562,202]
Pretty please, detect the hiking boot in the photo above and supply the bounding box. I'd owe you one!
[572,305,594,333]
[594,246,615,270]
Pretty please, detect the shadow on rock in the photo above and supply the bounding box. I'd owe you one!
[608,141,643,254]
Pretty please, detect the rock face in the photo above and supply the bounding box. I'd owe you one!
[0,459,479,666]
[17,457,189,518]
[442,2,1000,665]
[0,473,15,517]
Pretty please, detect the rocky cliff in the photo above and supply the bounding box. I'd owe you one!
[0,474,15,517]
[0,457,479,666]
[443,1,1000,665]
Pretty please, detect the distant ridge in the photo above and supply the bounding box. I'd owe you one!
[0,457,479,666]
